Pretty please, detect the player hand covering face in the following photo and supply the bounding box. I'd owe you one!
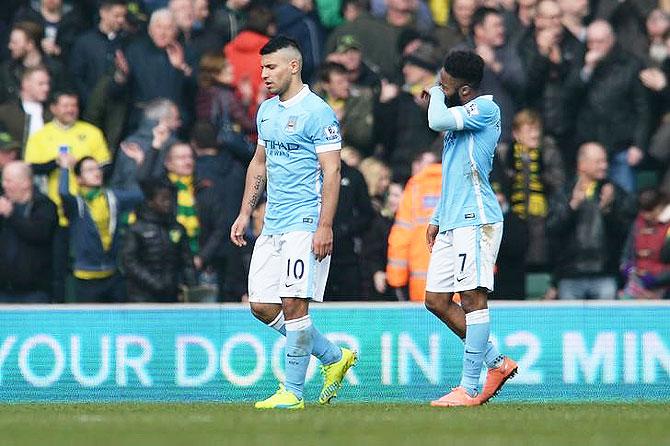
[423,51,517,408]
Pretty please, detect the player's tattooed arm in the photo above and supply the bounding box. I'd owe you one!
[247,174,266,209]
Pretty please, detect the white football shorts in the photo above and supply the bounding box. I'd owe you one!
[248,231,330,303]
[425,223,503,293]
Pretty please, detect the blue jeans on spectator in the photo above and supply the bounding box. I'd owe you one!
[0,291,51,304]
[558,276,618,299]
[608,150,636,193]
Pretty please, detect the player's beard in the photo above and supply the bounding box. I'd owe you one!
[445,92,461,107]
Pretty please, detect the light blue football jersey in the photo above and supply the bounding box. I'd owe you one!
[257,85,342,235]
[430,95,504,232]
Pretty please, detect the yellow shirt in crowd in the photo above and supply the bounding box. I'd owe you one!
[24,121,111,227]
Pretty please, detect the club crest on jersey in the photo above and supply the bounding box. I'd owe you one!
[285,116,298,133]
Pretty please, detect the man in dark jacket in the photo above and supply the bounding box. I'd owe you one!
[518,0,585,146]
[547,142,637,299]
[0,65,51,150]
[564,20,651,192]
[325,161,375,300]
[0,21,70,103]
[121,178,196,302]
[0,161,58,302]
[111,8,196,130]
[274,0,324,82]
[69,0,128,104]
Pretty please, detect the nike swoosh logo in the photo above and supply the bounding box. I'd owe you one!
[456,277,467,282]
[465,349,476,354]
[261,118,269,122]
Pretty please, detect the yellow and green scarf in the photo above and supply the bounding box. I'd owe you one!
[168,173,200,254]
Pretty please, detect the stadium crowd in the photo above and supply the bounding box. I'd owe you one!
[1,0,670,303]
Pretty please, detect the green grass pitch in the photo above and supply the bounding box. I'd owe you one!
[0,403,667,446]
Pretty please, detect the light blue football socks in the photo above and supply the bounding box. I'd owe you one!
[268,311,342,365]
[460,309,491,397]
[284,315,314,399]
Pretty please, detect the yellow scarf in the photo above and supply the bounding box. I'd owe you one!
[168,173,200,254]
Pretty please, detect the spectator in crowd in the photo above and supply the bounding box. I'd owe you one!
[325,0,403,81]
[121,178,196,302]
[223,4,274,114]
[112,8,196,131]
[195,52,256,152]
[316,61,376,156]
[387,149,441,301]
[0,133,21,170]
[433,0,477,57]
[69,0,128,105]
[641,31,670,195]
[0,161,58,303]
[491,190,529,299]
[111,99,181,192]
[0,66,51,149]
[325,156,375,300]
[325,34,381,95]
[518,0,584,148]
[557,0,588,42]
[191,120,243,301]
[362,181,402,300]
[547,142,637,300]
[359,156,391,208]
[377,42,440,183]
[57,155,142,302]
[0,21,69,103]
[459,6,526,144]
[493,109,564,269]
[592,0,655,61]
[645,9,670,67]
[620,188,670,299]
[212,0,251,46]
[13,0,87,60]
[24,90,111,302]
[341,145,363,168]
[274,0,324,83]
[129,122,230,297]
[565,19,650,192]
[504,0,539,46]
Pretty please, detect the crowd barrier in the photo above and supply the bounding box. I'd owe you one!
[0,302,667,402]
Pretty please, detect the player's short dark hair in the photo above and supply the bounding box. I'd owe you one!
[443,50,484,88]
[260,35,302,57]
[141,178,176,201]
[318,61,347,83]
[74,156,96,177]
[471,6,500,34]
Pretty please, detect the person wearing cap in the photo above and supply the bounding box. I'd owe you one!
[316,61,376,156]
[326,34,381,95]
[0,161,58,303]
[377,42,441,183]
[0,132,21,173]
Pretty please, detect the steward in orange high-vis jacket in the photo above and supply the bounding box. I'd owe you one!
[387,163,442,301]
